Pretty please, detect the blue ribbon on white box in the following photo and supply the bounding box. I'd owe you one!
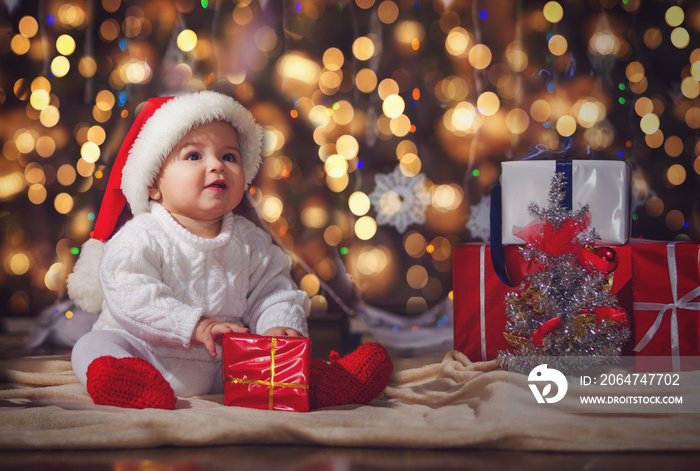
[557,160,573,210]
[514,137,577,212]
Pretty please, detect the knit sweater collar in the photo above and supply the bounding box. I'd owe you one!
[150,202,234,250]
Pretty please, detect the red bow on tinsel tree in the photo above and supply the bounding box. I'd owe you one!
[591,306,629,327]
[532,317,561,348]
[512,213,591,257]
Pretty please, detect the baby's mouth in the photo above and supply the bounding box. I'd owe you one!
[206,180,228,189]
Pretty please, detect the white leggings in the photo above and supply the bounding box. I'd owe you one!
[71,330,223,397]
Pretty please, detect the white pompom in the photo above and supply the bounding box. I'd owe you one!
[66,238,105,314]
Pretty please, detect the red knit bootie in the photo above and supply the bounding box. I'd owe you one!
[310,342,393,409]
[86,356,177,410]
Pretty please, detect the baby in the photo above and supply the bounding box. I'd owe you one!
[68,91,392,409]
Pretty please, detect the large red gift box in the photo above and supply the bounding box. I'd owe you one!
[223,333,310,412]
[452,243,526,361]
[632,242,700,371]
[453,242,636,361]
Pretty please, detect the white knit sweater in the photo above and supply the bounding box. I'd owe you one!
[92,202,310,362]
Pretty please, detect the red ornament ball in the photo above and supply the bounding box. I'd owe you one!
[594,246,618,273]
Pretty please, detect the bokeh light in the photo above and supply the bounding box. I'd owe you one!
[383,94,405,118]
[18,16,38,38]
[543,2,564,23]
[670,28,690,49]
[404,232,426,258]
[406,264,428,289]
[300,205,328,229]
[681,77,700,99]
[51,56,70,77]
[80,142,101,163]
[40,106,60,127]
[431,184,463,212]
[530,99,551,122]
[548,34,568,56]
[56,34,76,55]
[556,115,577,137]
[54,193,74,214]
[476,91,499,116]
[8,252,31,275]
[506,108,529,134]
[667,164,687,186]
[352,36,375,61]
[300,274,321,297]
[30,89,50,110]
[394,20,424,50]
[445,27,470,57]
[377,79,399,100]
[356,68,378,93]
[377,1,399,24]
[324,154,348,178]
[506,41,528,72]
[11,34,31,55]
[324,225,343,246]
[177,29,197,52]
[399,153,421,177]
[261,196,284,223]
[665,6,684,27]
[323,47,344,71]
[640,113,660,134]
[666,210,685,231]
[355,216,377,240]
[468,44,492,69]
[349,191,371,216]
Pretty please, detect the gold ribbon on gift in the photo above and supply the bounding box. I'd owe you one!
[225,337,308,410]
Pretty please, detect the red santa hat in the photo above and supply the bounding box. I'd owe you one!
[67,91,263,313]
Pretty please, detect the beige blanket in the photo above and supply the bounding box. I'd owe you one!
[1,351,699,451]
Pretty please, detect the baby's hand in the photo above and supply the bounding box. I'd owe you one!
[263,327,301,337]
[192,318,248,357]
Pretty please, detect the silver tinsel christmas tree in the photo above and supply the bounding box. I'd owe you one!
[498,172,631,373]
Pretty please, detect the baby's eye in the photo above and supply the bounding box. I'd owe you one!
[222,153,240,162]
[185,152,201,161]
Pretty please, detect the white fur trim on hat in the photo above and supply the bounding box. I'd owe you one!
[121,91,263,215]
[66,238,105,314]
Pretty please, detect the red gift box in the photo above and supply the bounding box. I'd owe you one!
[605,241,648,357]
[223,333,310,412]
[632,241,700,371]
[452,243,527,361]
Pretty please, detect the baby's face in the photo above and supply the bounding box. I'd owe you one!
[148,120,245,230]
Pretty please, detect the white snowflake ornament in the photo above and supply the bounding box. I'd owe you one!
[368,165,431,233]
[466,194,491,241]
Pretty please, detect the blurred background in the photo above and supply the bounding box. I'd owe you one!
[0,0,698,353]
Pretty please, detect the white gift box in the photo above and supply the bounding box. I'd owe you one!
[500,160,630,245]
